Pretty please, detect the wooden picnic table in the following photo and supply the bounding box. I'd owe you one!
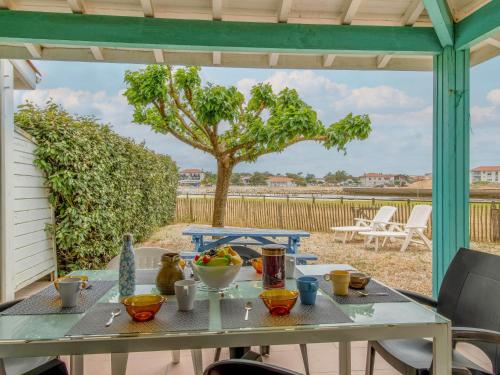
[182,225,310,254]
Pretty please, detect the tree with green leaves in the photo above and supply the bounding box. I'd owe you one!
[124,65,371,227]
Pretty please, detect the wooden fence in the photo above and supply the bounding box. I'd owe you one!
[175,197,500,243]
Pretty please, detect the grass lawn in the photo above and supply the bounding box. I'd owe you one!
[139,223,500,296]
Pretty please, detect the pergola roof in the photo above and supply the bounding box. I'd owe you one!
[0,0,498,71]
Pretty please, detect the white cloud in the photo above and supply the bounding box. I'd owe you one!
[471,105,498,124]
[333,85,425,110]
[370,106,432,127]
[236,70,348,98]
[487,89,500,106]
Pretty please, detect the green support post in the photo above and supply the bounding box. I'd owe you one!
[432,46,470,295]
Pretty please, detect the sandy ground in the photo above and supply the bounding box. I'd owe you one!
[140,223,500,296]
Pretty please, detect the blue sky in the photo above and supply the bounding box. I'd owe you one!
[14,57,500,177]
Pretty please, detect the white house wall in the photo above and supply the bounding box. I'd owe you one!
[12,127,56,292]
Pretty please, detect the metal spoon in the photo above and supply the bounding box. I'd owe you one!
[244,301,253,321]
[356,291,388,297]
[105,308,121,327]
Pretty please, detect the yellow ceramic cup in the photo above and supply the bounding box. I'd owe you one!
[323,270,350,296]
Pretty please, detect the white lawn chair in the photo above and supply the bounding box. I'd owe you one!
[331,206,397,243]
[107,247,203,375]
[360,205,432,252]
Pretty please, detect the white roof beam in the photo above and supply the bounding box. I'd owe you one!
[278,0,293,23]
[90,46,104,61]
[140,0,154,17]
[341,0,363,25]
[213,51,221,65]
[403,0,424,26]
[485,38,500,49]
[67,0,85,13]
[212,0,222,20]
[322,54,336,67]
[269,53,279,67]
[24,43,42,59]
[377,55,392,69]
[153,49,164,63]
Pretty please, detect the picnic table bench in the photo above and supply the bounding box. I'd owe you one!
[181,226,317,263]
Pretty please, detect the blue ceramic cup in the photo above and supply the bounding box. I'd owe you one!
[296,276,319,305]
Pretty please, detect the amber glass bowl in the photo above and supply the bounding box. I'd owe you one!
[122,294,165,322]
[54,275,88,291]
[259,289,298,316]
[250,258,263,274]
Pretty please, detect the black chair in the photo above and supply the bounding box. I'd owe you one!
[204,359,303,375]
[0,299,69,375]
[366,248,500,375]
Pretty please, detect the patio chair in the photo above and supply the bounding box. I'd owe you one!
[365,248,500,375]
[331,206,397,244]
[0,299,68,375]
[204,358,303,375]
[107,247,202,374]
[359,205,432,251]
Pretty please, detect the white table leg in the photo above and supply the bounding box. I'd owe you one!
[338,341,351,375]
[70,355,84,375]
[299,344,310,375]
[433,324,452,374]
[111,353,129,375]
[191,349,203,375]
[171,350,181,364]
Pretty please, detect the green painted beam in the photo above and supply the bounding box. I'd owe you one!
[423,0,454,47]
[432,47,470,295]
[455,0,500,50]
[0,10,443,55]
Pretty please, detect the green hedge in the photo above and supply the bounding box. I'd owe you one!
[16,103,178,272]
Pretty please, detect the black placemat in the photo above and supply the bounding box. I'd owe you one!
[1,281,116,315]
[220,295,352,329]
[313,276,409,304]
[66,300,209,336]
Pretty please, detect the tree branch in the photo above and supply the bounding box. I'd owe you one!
[154,101,214,154]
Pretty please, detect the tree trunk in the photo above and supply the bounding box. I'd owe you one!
[212,159,233,227]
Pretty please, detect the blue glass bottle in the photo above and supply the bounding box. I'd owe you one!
[119,233,136,298]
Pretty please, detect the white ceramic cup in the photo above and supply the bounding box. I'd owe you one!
[285,255,296,279]
[174,279,197,311]
[58,279,82,308]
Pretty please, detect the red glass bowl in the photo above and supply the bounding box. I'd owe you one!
[122,294,165,322]
[259,289,298,316]
[250,258,263,274]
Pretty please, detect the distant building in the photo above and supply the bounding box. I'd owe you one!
[179,168,205,186]
[359,173,393,187]
[471,166,500,183]
[240,175,252,185]
[266,176,296,187]
[359,173,410,187]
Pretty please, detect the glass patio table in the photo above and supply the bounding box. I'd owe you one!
[0,264,451,375]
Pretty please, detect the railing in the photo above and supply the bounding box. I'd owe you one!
[175,196,500,243]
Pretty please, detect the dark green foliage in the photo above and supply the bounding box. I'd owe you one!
[15,103,178,272]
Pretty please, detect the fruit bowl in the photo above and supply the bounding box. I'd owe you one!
[192,262,241,290]
[259,289,298,316]
[122,294,165,322]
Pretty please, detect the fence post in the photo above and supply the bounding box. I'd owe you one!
[312,194,315,204]
[491,201,500,242]
[188,196,193,222]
